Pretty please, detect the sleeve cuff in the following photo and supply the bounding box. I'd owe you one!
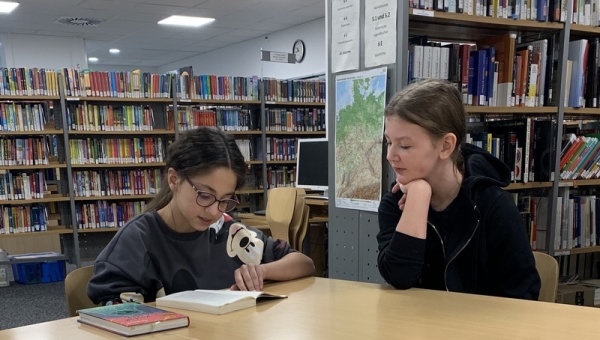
[388,231,426,261]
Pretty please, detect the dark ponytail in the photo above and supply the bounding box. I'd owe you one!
[145,127,246,212]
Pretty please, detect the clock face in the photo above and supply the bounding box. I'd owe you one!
[293,39,305,63]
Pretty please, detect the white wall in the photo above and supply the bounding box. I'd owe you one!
[0,34,88,70]
[158,18,325,79]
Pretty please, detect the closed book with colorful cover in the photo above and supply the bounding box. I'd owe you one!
[77,303,189,337]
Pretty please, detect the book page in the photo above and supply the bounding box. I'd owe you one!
[158,290,286,307]
[162,291,247,307]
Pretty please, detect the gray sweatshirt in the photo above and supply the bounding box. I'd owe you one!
[87,212,294,304]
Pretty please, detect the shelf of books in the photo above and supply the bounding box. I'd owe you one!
[0,96,73,256]
[0,129,64,136]
[565,108,600,116]
[261,79,326,191]
[0,66,329,260]
[67,97,172,103]
[408,7,564,31]
[66,93,171,234]
[173,72,264,215]
[266,101,326,106]
[465,107,558,115]
[570,23,600,36]
[404,2,600,263]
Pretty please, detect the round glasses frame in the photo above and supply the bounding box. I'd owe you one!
[184,177,239,213]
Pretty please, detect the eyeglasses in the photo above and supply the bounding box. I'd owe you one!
[184,177,239,212]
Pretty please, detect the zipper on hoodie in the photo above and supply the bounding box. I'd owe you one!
[443,205,481,292]
[427,221,448,290]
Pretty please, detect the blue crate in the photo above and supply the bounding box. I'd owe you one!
[9,253,66,285]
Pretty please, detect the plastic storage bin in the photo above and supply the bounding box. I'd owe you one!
[9,252,66,285]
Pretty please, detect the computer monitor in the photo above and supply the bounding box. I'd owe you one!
[296,138,329,197]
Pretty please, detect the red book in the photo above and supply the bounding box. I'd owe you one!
[77,303,189,337]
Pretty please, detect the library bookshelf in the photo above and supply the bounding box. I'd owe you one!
[0,73,326,265]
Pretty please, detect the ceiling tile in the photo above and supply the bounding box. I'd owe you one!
[88,0,149,2]
[247,21,295,32]
[208,34,247,44]
[36,31,85,37]
[2,29,42,35]
[267,14,321,25]
[0,13,57,25]
[78,0,138,12]
[135,59,172,66]
[151,51,200,60]
[196,0,261,11]
[18,0,87,7]
[0,19,49,31]
[178,44,215,52]
[175,7,234,19]
[94,21,187,38]
[209,19,259,30]
[85,39,111,51]
[227,29,270,38]
[144,0,207,6]
[170,26,234,40]
[125,3,189,15]
[47,7,121,21]
[137,49,172,57]
[113,11,172,23]
[188,40,230,48]
[83,33,126,41]
[219,11,274,23]
[257,0,319,5]
[248,1,304,13]
[290,4,325,17]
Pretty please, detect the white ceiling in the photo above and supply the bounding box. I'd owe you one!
[0,0,324,67]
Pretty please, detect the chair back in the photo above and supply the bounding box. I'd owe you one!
[533,252,559,303]
[265,188,299,242]
[289,196,310,251]
[64,265,98,316]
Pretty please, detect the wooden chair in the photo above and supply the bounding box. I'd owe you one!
[288,197,310,251]
[258,188,309,250]
[533,252,559,303]
[64,265,98,317]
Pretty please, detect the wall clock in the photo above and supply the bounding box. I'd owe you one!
[293,39,305,63]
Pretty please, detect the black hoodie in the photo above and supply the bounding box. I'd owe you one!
[377,143,541,300]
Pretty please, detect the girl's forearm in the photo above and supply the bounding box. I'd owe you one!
[262,252,315,281]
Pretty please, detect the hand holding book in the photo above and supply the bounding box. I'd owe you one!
[231,263,265,291]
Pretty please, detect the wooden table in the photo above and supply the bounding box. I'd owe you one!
[1,277,599,339]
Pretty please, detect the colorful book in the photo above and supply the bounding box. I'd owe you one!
[77,303,189,337]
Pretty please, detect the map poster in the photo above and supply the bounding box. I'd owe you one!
[334,67,387,212]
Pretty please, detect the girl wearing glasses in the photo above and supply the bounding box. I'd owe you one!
[87,127,315,305]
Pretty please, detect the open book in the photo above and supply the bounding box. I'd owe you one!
[155,290,287,315]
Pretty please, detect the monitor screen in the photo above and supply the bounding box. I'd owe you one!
[296,138,328,191]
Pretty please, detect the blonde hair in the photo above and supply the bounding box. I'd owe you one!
[384,79,466,172]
